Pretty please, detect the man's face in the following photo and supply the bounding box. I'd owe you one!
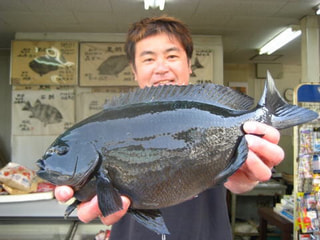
[132,33,192,88]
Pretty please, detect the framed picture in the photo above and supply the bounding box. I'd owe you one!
[12,88,75,136]
[79,42,137,86]
[10,40,78,85]
[189,48,214,84]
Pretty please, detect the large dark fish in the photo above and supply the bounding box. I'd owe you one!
[36,72,318,235]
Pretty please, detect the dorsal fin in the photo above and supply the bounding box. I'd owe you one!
[104,84,254,111]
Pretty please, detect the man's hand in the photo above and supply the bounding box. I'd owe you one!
[224,121,284,194]
[54,186,130,225]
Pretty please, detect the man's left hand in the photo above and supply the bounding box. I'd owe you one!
[224,121,284,194]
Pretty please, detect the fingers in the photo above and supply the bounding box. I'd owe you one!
[99,196,131,225]
[54,186,74,202]
[239,151,272,181]
[225,122,285,194]
[77,195,101,223]
[77,196,130,225]
[224,170,259,194]
[245,134,284,168]
[244,121,284,169]
[54,185,130,225]
[243,121,280,144]
[224,150,272,194]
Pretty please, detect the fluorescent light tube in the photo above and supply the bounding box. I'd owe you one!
[316,5,320,15]
[144,0,165,10]
[158,0,165,10]
[259,26,301,55]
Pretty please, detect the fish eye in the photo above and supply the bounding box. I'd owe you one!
[56,146,69,155]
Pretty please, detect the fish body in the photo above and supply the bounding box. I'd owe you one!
[29,47,74,76]
[23,99,63,126]
[36,72,318,234]
[97,55,129,76]
[29,60,58,76]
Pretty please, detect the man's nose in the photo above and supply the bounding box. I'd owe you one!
[155,59,169,73]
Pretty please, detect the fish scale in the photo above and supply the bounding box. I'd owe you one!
[37,72,318,235]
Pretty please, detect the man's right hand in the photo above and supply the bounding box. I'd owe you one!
[54,186,130,225]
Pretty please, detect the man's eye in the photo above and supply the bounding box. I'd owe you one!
[143,58,154,63]
[168,55,178,60]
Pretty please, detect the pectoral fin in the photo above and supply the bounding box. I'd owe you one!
[96,169,123,216]
[129,208,170,235]
[214,136,248,185]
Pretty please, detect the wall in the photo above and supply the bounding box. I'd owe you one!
[15,32,224,85]
[7,33,224,170]
[0,35,301,175]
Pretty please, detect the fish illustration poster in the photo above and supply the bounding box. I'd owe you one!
[12,88,75,136]
[79,42,137,87]
[189,48,214,85]
[77,88,130,121]
[10,40,78,85]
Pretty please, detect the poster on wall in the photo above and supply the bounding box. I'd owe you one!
[12,88,75,136]
[189,48,214,84]
[10,40,78,85]
[79,42,137,87]
[77,87,133,122]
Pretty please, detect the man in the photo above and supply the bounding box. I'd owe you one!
[55,16,284,239]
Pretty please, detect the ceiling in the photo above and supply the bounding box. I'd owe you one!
[1,0,320,64]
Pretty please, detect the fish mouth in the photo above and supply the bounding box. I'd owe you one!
[36,155,99,187]
[36,159,45,171]
[36,158,76,185]
[36,159,59,181]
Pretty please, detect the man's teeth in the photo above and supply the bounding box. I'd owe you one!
[158,80,172,85]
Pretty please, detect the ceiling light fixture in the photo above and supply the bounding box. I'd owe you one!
[259,26,301,55]
[144,0,165,10]
[314,5,320,15]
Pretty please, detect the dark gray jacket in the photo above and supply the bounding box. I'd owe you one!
[109,186,232,240]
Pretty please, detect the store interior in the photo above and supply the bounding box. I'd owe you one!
[1,1,320,239]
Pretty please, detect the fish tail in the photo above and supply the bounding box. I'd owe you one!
[22,101,31,111]
[257,71,318,129]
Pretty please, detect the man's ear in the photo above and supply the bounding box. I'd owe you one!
[188,59,192,75]
[130,63,138,82]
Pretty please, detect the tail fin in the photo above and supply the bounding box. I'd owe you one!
[257,71,318,129]
[22,101,31,111]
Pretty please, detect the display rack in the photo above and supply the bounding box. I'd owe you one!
[293,83,320,240]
